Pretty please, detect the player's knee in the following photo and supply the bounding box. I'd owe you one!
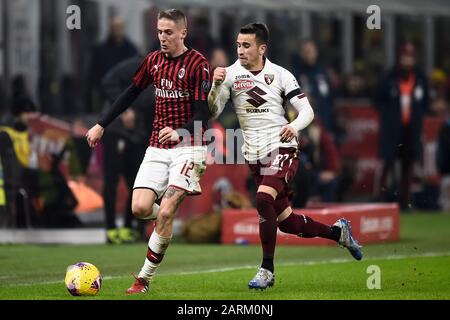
[132,203,153,219]
[256,192,275,212]
[274,197,290,217]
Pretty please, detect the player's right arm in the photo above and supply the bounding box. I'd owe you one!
[86,85,143,147]
[86,54,154,148]
[207,67,230,119]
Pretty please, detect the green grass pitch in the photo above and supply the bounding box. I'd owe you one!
[1,212,449,300]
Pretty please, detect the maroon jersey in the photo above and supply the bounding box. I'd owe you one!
[133,48,210,148]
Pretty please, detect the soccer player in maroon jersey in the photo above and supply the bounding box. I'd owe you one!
[86,9,212,294]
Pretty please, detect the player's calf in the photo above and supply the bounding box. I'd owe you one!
[155,187,186,236]
[255,192,278,273]
[278,212,341,242]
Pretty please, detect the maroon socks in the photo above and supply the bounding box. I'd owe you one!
[278,213,340,242]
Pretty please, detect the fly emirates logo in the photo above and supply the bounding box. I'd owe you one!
[155,79,189,99]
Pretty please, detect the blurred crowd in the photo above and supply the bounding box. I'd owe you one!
[1,13,449,238]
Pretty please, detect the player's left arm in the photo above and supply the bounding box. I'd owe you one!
[158,61,213,144]
[280,70,314,143]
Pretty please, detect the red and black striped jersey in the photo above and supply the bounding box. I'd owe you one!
[133,47,211,148]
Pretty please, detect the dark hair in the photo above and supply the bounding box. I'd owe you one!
[157,9,187,27]
[239,22,269,45]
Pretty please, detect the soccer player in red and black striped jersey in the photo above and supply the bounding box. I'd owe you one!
[86,9,212,294]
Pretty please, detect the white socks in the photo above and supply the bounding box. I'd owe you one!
[138,230,171,281]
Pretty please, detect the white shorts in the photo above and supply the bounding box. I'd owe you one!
[133,146,207,199]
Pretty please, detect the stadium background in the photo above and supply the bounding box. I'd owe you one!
[0,0,449,237]
[0,0,450,302]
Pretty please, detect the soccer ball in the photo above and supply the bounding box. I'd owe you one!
[64,262,102,296]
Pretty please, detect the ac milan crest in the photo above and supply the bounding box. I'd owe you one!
[178,67,186,79]
[264,74,274,85]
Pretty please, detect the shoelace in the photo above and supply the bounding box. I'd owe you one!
[131,273,148,287]
[256,269,270,281]
[336,219,363,250]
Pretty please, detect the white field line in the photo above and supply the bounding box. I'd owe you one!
[3,251,450,287]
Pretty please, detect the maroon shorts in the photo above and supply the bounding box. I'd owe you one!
[248,148,299,195]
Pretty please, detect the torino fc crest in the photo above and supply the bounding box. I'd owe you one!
[264,74,274,85]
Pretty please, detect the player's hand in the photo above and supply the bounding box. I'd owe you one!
[159,127,180,144]
[279,125,297,143]
[213,67,227,86]
[86,124,104,148]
